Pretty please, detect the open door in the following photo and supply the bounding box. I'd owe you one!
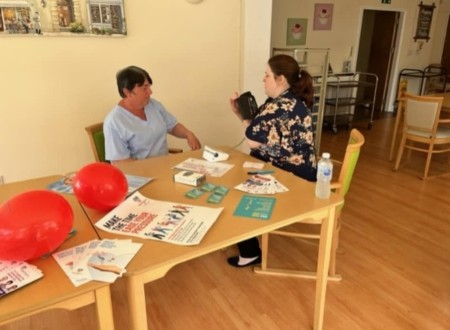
[356,10,400,113]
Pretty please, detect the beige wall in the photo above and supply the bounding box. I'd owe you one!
[272,0,444,69]
[1,0,245,182]
[271,0,448,110]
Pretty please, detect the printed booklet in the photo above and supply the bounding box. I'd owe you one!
[0,260,43,298]
[233,195,276,220]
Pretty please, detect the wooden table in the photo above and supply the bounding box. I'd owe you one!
[0,176,115,330]
[83,147,343,330]
[431,92,450,109]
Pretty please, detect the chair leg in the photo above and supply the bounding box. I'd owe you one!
[422,144,434,179]
[393,135,407,171]
[260,233,269,271]
[389,104,403,162]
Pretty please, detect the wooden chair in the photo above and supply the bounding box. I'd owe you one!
[393,93,450,179]
[254,129,365,281]
[85,123,107,162]
[85,122,183,162]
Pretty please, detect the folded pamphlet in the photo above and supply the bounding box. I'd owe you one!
[53,239,142,287]
[0,260,43,298]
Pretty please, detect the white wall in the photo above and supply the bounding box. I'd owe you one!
[241,0,273,105]
[238,0,273,154]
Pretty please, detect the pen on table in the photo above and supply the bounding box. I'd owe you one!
[247,170,274,175]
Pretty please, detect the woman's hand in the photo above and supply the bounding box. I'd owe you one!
[186,131,201,150]
[170,123,201,150]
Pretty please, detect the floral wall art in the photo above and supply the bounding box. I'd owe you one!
[313,3,333,31]
[286,18,307,46]
[0,0,127,37]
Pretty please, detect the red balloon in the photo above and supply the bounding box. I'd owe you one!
[73,162,128,212]
[0,190,74,261]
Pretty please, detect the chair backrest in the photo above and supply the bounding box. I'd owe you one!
[403,93,443,135]
[85,122,108,162]
[336,129,365,200]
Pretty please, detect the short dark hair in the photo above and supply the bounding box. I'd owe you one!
[116,66,153,98]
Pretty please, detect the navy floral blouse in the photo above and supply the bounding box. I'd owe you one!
[245,90,317,182]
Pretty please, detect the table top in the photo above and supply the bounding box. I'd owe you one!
[82,147,343,279]
[429,92,450,110]
[0,176,109,323]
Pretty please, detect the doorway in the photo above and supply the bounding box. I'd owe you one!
[356,9,400,113]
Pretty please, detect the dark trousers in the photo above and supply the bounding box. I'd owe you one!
[237,237,261,258]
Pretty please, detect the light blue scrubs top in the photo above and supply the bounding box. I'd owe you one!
[104,98,178,161]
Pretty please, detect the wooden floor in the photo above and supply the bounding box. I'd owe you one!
[2,116,450,330]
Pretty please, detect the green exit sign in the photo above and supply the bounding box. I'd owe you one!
[381,0,391,3]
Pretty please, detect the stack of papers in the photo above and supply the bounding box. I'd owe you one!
[0,260,43,298]
[53,239,142,287]
[234,174,289,194]
[173,158,234,177]
[47,173,153,196]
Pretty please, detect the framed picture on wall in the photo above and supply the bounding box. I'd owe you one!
[414,1,435,42]
[286,18,307,46]
[313,3,333,30]
[0,1,127,36]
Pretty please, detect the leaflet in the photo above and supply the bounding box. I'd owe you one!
[47,173,153,196]
[234,174,288,194]
[0,260,43,298]
[53,239,142,287]
[95,191,223,245]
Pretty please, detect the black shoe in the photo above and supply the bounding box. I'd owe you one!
[227,255,261,268]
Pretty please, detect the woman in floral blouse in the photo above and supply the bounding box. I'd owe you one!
[227,54,318,267]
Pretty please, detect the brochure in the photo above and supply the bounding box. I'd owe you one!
[0,260,43,298]
[233,195,276,220]
[234,174,288,194]
[53,239,142,287]
[95,191,223,245]
[47,173,153,196]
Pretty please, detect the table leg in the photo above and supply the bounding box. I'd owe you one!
[313,205,336,330]
[126,274,148,330]
[95,285,115,330]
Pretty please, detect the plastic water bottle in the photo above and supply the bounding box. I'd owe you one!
[315,152,333,199]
